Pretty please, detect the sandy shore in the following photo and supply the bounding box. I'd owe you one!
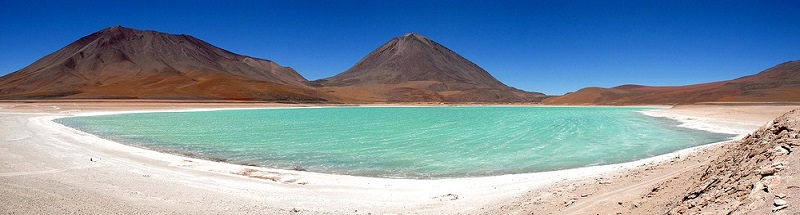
[481,104,800,214]
[1,102,797,214]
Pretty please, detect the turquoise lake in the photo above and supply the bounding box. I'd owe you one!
[55,106,733,178]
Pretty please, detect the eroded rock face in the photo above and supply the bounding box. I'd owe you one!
[668,109,800,214]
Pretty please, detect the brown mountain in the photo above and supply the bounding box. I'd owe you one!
[315,33,545,103]
[544,60,800,105]
[0,26,325,101]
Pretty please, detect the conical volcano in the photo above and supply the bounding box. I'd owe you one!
[316,33,545,102]
[0,26,324,101]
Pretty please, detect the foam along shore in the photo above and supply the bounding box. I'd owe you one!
[640,105,779,137]
[1,102,797,214]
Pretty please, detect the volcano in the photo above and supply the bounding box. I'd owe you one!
[315,33,545,102]
[0,26,324,101]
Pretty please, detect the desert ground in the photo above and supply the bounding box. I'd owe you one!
[1,101,798,214]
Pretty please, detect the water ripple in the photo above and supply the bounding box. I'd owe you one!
[55,106,734,179]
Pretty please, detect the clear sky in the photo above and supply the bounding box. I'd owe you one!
[1,0,798,95]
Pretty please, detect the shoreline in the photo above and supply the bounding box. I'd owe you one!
[54,105,725,180]
[641,109,758,138]
[2,102,798,214]
[483,104,800,214]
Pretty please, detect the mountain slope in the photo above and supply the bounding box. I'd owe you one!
[0,26,324,101]
[544,60,800,105]
[315,33,545,102]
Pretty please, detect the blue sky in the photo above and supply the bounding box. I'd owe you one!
[1,0,798,95]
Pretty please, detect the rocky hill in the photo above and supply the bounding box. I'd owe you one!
[544,60,800,105]
[315,33,545,103]
[667,109,799,214]
[0,28,546,103]
[0,26,325,101]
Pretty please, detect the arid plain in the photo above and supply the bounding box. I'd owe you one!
[1,101,798,214]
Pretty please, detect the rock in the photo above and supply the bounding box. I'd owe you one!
[677,206,688,214]
[772,161,786,169]
[774,198,788,206]
[772,205,788,212]
[665,109,800,213]
[434,193,459,201]
[749,181,765,197]
[564,199,576,207]
[762,176,781,191]
[758,167,776,176]
[777,130,789,138]
[773,146,789,155]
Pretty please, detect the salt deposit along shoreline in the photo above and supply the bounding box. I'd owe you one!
[1,102,798,214]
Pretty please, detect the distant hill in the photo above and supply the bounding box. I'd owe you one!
[544,60,800,105]
[0,26,325,101]
[3,26,797,105]
[315,33,545,103]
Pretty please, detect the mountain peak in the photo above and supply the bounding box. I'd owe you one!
[100,25,138,35]
[398,32,432,45]
[316,33,545,102]
[401,32,424,38]
[106,25,125,30]
[0,26,321,101]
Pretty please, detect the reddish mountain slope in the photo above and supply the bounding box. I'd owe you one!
[0,26,324,101]
[315,33,545,103]
[544,60,800,105]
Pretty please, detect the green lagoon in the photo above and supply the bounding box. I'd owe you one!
[55,106,733,178]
